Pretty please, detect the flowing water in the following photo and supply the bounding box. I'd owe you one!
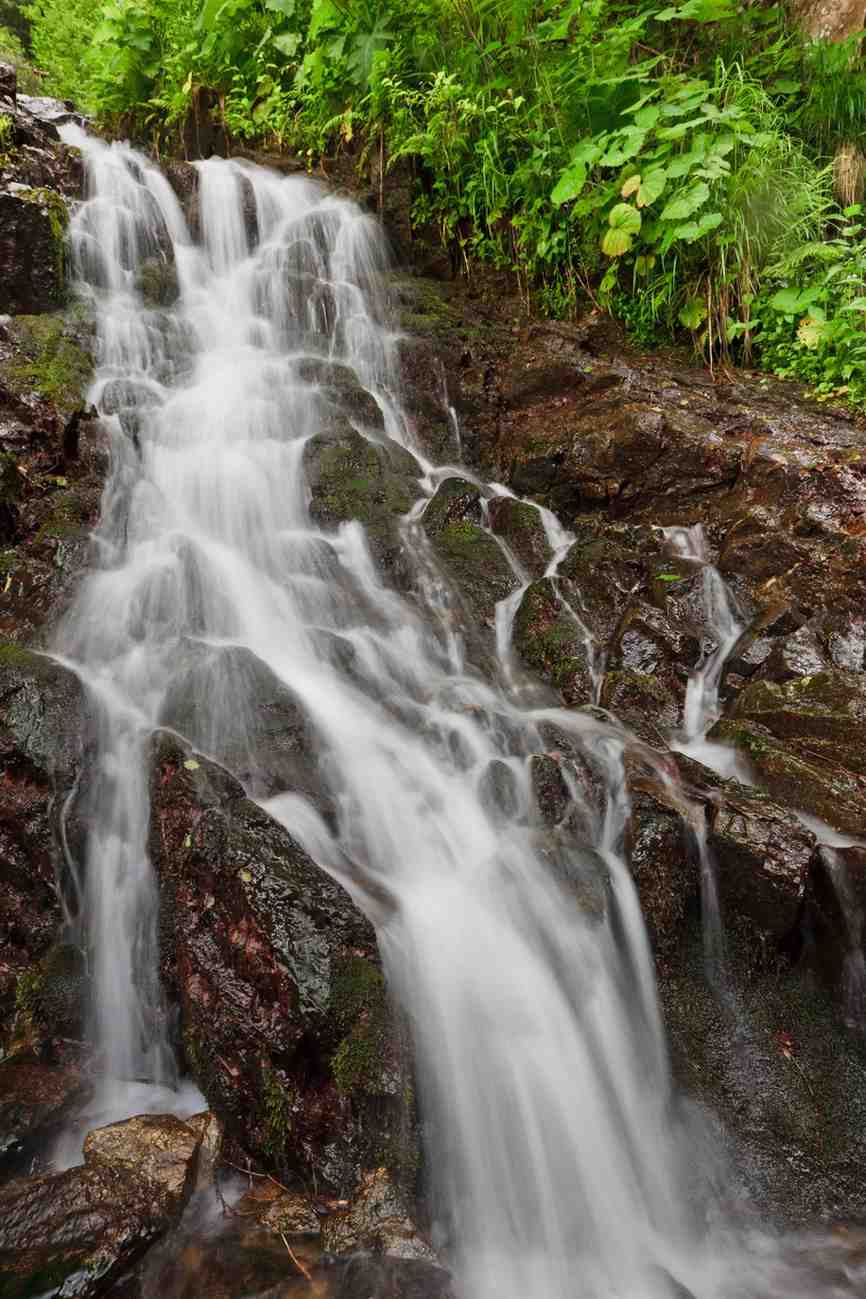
[52,127,864,1299]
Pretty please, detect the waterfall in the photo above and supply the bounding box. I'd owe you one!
[53,127,831,1299]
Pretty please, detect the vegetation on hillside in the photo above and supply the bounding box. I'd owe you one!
[17,0,866,405]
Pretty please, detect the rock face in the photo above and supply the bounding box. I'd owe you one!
[149,734,414,1195]
[0,653,92,1035]
[0,185,68,314]
[0,1113,201,1298]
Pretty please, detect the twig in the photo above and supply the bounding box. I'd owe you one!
[281,1232,314,1283]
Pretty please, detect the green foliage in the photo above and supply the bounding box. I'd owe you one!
[20,0,866,382]
[744,206,866,409]
[0,21,41,91]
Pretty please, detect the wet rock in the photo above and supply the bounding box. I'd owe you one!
[134,255,179,307]
[754,621,832,683]
[321,1167,435,1261]
[422,478,519,630]
[296,358,386,433]
[0,1057,89,1173]
[0,1113,201,1298]
[800,845,866,998]
[513,579,592,706]
[149,735,413,1194]
[84,1114,201,1202]
[731,671,866,772]
[675,754,818,938]
[0,184,68,314]
[159,643,322,803]
[0,653,91,1034]
[326,1255,454,1299]
[529,753,571,827]
[256,1188,321,1236]
[486,495,552,578]
[710,718,866,836]
[600,671,680,747]
[661,917,866,1228]
[13,942,87,1040]
[305,429,422,576]
[625,775,697,960]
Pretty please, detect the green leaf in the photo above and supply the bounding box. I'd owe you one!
[272,30,301,55]
[797,316,830,349]
[621,174,641,198]
[636,168,667,207]
[671,210,722,242]
[840,297,866,311]
[679,297,708,331]
[264,0,295,13]
[660,181,709,221]
[657,572,683,582]
[601,203,641,257]
[551,162,588,206]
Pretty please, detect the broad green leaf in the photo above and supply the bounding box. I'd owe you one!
[264,0,295,13]
[679,297,708,330]
[272,30,301,56]
[636,168,667,207]
[634,105,661,129]
[551,161,587,205]
[660,181,709,221]
[672,210,722,241]
[768,286,821,314]
[797,316,830,349]
[840,297,866,311]
[621,174,641,198]
[601,203,641,257]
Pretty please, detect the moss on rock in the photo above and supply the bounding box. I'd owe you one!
[3,314,92,414]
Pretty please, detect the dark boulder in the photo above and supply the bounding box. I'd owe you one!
[0,1113,201,1299]
[149,734,414,1194]
[0,185,68,314]
[0,1056,89,1176]
[421,478,519,633]
[0,651,91,1034]
[486,495,552,579]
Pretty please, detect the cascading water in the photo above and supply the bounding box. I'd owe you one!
[51,126,859,1299]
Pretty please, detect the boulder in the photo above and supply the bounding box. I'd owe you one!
[513,579,593,706]
[0,652,91,1034]
[305,429,422,578]
[0,1112,201,1298]
[713,716,866,836]
[486,495,552,579]
[0,185,68,314]
[421,478,519,632]
[149,734,414,1194]
[320,1166,436,1261]
[0,1057,89,1175]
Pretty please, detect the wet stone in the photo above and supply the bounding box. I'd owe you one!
[485,495,552,579]
[320,1167,436,1261]
[0,1057,89,1175]
[513,579,593,706]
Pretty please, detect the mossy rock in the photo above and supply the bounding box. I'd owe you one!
[513,578,592,705]
[710,717,866,835]
[600,670,680,746]
[15,944,86,1038]
[0,187,69,314]
[305,429,422,572]
[3,314,92,415]
[486,495,552,580]
[421,478,518,631]
[329,955,393,1097]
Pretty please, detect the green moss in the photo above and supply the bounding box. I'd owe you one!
[262,1067,295,1155]
[3,314,91,412]
[0,550,16,573]
[34,489,89,543]
[0,641,39,669]
[329,955,391,1097]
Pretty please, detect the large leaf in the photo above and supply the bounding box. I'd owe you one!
[636,168,667,207]
[551,140,602,206]
[768,285,822,315]
[656,0,736,20]
[272,29,301,55]
[679,297,708,330]
[601,203,641,257]
[660,181,709,221]
[265,0,295,13]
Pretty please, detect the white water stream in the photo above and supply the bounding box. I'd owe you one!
[51,127,861,1299]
